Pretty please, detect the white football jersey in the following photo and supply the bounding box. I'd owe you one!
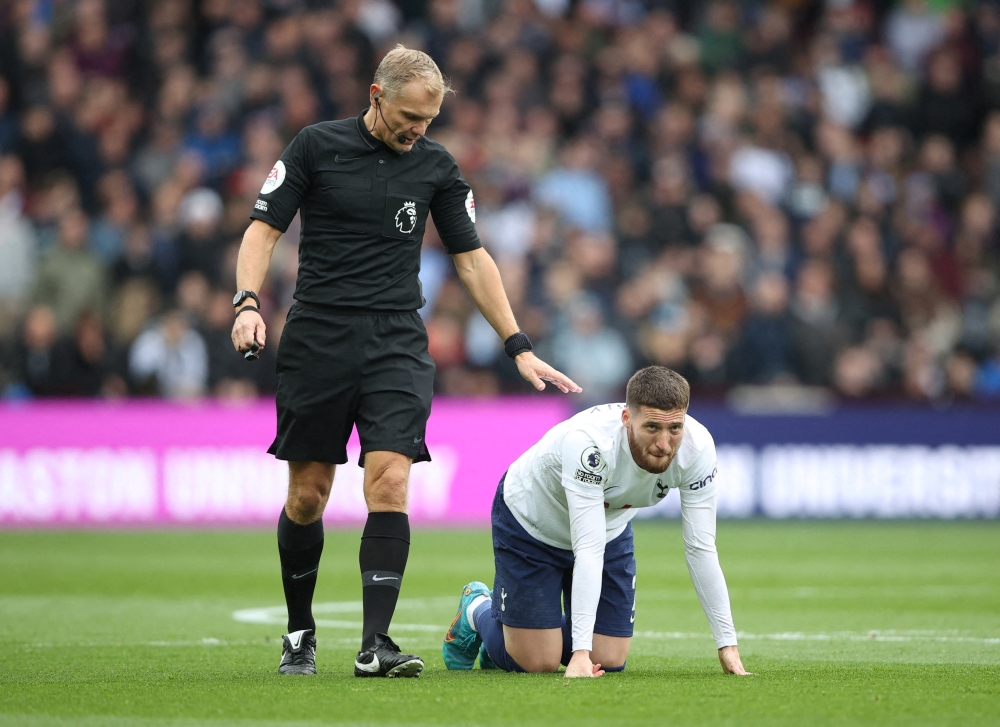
[504,403,717,549]
[502,403,736,652]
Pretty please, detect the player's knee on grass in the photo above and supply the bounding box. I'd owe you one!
[591,635,630,671]
[504,627,563,673]
[511,651,562,673]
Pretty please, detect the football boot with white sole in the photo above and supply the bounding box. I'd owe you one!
[354,633,424,678]
[442,581,491,670]
[278,629,316,675]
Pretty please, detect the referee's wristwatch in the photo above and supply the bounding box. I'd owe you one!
[233,290,260,310]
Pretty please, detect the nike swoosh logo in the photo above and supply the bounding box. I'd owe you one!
[630,614,635,623]
[413,436,423,443]
[355,653,380,673]
[291,568,318,580]
[372,575,398,582]
[335,153,363,162]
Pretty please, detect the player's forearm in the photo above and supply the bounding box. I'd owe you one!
[682,493,737,648]
[566,488,607,652]
[452,248,520,340]
[236,220,282,294]
[685,548,738,648]
[569,553,602,652]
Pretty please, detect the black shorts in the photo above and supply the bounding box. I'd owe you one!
[268,302,435,465]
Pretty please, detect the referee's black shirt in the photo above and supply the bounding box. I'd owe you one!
[250,110,482,312]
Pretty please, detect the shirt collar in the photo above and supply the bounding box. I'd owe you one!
[357,109,379,149]
[356,107,422,156]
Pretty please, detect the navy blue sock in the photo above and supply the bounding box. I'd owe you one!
[473,602,525,673]
[603,662,627,672]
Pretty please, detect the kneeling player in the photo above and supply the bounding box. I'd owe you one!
[442,366,749,677]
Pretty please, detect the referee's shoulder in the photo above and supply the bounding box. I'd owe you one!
[416,135,459,164]
[296,118,355,141]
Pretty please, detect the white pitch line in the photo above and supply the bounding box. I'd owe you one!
[232,601,1000,646]
[634,630,1000,645]
[231,597,455,628]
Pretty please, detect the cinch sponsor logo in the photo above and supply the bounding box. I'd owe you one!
[687,466,718,491]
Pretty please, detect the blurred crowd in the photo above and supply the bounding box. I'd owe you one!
[1,0,999,405]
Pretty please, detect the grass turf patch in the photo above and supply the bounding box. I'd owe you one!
[1,522,998,726]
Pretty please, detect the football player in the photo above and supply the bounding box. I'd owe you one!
[442,366,749,677]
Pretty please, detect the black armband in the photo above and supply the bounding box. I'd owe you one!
[504,331,533,359]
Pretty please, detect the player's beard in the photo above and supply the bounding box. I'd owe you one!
[625,422,675,474]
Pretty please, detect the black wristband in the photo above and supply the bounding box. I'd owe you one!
[504,331,532,359]
[235,306,260,318]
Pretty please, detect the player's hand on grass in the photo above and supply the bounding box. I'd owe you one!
[718,645,751,675]
[232,308,266,354]
[564,650,605,678]
[514,351,582,394]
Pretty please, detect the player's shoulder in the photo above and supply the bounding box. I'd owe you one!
[681,414,715,454]
[673,413,716,480]
[558,404,624,448]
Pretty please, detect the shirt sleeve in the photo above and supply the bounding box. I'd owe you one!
[249,128,313,233]
[679,448,738,649]
[429,155,482,255]
[561,430,607,653]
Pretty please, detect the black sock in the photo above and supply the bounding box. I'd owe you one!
[277,509,324,634]
[359,511,409,651]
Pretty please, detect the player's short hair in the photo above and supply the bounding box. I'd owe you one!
[626,366,690,413]
[374,45,453,101]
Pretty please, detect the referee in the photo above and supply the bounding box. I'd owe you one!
[231,46,581,678]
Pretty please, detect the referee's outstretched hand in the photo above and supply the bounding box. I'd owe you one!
[232,308,266,355]
[514,351,582,394]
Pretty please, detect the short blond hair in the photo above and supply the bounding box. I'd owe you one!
[374,45,453,101]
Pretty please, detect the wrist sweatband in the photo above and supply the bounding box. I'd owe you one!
[235,306,260,318]
[504,331,532,359]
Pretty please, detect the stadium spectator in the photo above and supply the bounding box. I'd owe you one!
[0,0,996,406]
[546,292,633,406]
[790,258,849,386]
[731,272,794,384]
[47,311,119,397]
[0,77,18,153]
[535,138,613,234]
[30,207,107,333]
[11,304,60,397]
[0,155,36,316]
[128,308,208,398]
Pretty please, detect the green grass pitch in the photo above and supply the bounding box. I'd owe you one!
[1,522,998,726]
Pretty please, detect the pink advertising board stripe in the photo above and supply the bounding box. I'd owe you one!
[0,398,570,527]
